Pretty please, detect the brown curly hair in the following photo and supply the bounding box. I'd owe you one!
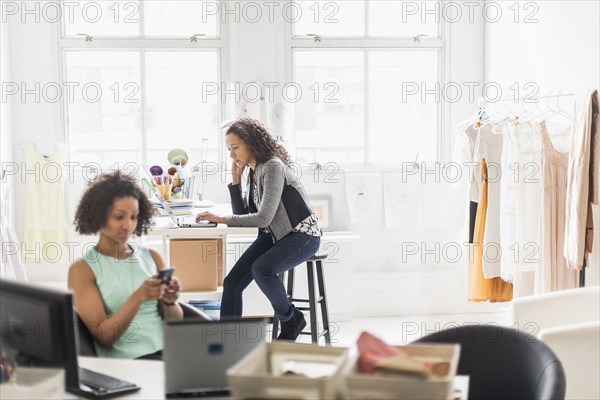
[74,170,154,236]
[226,118,292,166]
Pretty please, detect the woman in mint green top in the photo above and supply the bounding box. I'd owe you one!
[68,171,183,359]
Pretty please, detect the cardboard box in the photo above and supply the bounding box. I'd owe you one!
[217,238,223,286]
[343,343,460,400]
[170,239,220,291]
[227,342,349,400]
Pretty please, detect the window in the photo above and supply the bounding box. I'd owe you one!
[289,0,444,165]
[60,0,223,168]
[59,1,445,168]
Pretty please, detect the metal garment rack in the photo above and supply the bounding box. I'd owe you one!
[491,91,575,102]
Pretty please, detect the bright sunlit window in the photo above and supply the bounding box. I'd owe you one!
[291,0,443,165]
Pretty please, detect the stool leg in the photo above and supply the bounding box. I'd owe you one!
[287,267,295,301]
[316,260,331,345]
[271,272,286,341]
[306,261,319,344]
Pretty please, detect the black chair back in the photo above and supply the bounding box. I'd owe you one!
[75,312,97,357]
[417,325,566,400]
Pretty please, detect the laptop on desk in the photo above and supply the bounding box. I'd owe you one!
[157,193,218,228]
[163,318,268,397]
[139,169,217,228]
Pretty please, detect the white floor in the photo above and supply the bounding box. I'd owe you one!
[295,311,511,347]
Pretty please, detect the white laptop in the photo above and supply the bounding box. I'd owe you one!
[139,169,217,228]
[163,318,269,397]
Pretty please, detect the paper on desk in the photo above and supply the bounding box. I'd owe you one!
[154,218,177,229]
[193,200,215,208]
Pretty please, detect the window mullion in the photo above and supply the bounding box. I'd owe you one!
[138,0,145,37]
[363,49,369,165]
[218,12,229,166]
[364,0,369,37]
[140,50,148,168]
[289,38,443,48]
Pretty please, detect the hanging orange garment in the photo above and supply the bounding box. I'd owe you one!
[468,158,513,302]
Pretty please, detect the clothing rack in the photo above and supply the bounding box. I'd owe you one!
[479,91,588,288]
[491,91,575,103]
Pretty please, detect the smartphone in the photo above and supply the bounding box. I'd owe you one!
[157,268,175,285]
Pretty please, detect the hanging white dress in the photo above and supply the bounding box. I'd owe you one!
[23,142,68,263]
[513,121,543,297]
[536,121,578,293]
[500,121,519,282]
[472,123,504,279]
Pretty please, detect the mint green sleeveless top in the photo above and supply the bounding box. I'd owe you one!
[82,245,163,359]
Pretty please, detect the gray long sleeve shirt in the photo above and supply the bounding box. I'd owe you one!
[225,158,314,242]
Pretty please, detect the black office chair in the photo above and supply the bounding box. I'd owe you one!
[75,301,210,357]
[416,325,566,400]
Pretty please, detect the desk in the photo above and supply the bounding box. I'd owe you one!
[150,224,257,265]
[74,357,469,399]
[149,217,256,298]
[148,222,360,319]
[150,202,257,266]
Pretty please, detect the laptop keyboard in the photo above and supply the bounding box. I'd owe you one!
[79,368,137,392]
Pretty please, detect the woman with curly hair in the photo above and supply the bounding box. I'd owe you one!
[68,170,183,359]
[196,118,322,341]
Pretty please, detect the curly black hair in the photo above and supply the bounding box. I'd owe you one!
[226,118,292,166]
[74,170,154,236]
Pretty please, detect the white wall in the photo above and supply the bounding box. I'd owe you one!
[485,0,600,286]
[485,0,600,94]
[1,8,13,193]
[1,12,14,257]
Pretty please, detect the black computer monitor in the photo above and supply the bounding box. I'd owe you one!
[0,279,80,391]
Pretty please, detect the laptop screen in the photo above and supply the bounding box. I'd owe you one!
[163,318,269,396]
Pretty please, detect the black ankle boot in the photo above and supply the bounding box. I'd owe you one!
[277,306,306,341]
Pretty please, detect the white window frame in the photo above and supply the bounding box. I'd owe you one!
[57,0,229,168]
[284,0,449,166]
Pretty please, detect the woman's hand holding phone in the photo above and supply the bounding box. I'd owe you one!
[161,276,181,305]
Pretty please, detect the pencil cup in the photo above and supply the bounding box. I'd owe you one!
[163,184,172,200]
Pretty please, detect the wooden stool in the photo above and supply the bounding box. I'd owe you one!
[272,254,331,345]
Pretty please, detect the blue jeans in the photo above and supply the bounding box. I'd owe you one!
[220,231,321,321]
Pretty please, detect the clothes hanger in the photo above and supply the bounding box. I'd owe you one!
[473,98,490,128]
[30,123,70,157]
[549,90,574,125]
[543,91,573,141]
[15,128,69,156]
[33,133,69,152]
[520,94,546,125]
[528,91,557,125]
[14,144,25,154]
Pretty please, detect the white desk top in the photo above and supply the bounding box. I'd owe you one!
[73,357,468,400]
[150,223,257,238]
